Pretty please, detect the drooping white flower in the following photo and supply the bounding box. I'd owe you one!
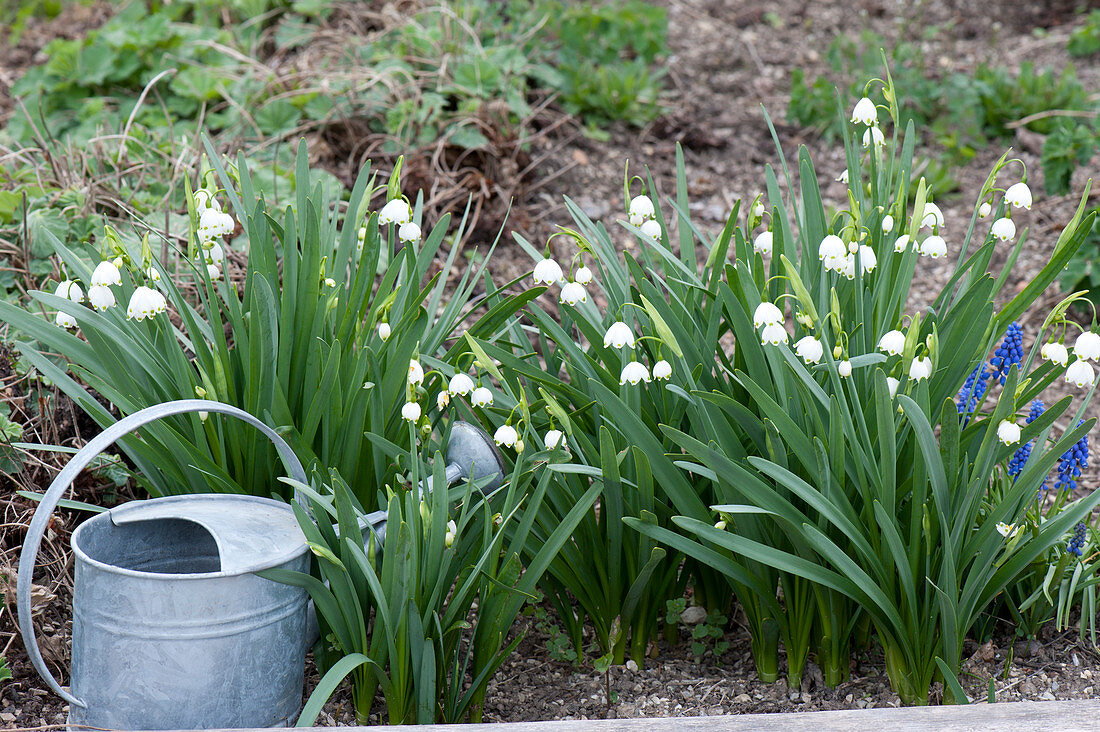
[653,360,672,380]
[996,522,1021,539]
[146,266,162,284]
[575,265,593,285]
[1041,341,1068,366]
[408,359,425,386]
[378,322,391,341]
[978,201,992,219]
[126,285,166,321]
[991,217,1016,242]
[193,189,216,211]
[862,126,886,152]
[858,245,877,274]
[401,401,421,422]
[753,302,783,328]
[850,97,878,126]
[54,310,78,328]
[795,311,814,328]
[91,260,122,287]
[921,202,944,230]
[760,323,788,346]
[204,242,224,266]
[886,376,900,397]
[560,281,587,306]
[878,330,906,356]
[604,321,636,349]
[206,264,223,281]
[449,373,475,396]
[378,199,412,226]
[544,429,566,450]
[639,219,663,239]
[628,195,655,226]
[398,222,421,244]
[445,519,458,548]
[893,234,911,253]
[494,424,519,448]
[909,356,933,381]
[620,360,651,385]
[836,169,850,184]
[199,207,233,238]
[794,336,824,364]
[1066,359,1095,388]
[715,520,727,531]
[87,284,115,311]
[752,200,766,219]
[471,386,493,407]
[1074,331,1100,361]
[753,231,773,256]
[437,390,450,410]
[920,235,947,259]
[819,234,846,261]
[841,253,856,280]
[533,258,564,286]
[838,360,853,378]
[1005,182,1032,210]
[997,419,1021,446]
[882,214,894,234]
[55,279,83,303]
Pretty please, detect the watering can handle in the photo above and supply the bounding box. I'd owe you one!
[17,399,308,709]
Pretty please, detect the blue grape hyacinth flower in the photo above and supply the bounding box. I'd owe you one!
[1054,421,1089,493]
[1068,522,1087,557]
[956,363,991,414]
[1008,400,1046,480]
[989,322,1024,386]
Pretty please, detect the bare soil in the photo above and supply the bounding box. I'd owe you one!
[3,0,1100,726]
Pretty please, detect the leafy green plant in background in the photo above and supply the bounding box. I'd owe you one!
[627,69,1099,704]
[0,654,10,683]
[1068,10,1100,57]
[1059,205,1100,312]
[0,142,530,506]
[1042,120,1097,195]
[269,415,598,724]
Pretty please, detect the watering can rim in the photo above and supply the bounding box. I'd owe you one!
[72,494,310,580]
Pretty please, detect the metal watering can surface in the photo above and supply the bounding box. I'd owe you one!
[17,399,506,730]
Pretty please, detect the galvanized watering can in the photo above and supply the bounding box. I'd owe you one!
[17,399,505,730]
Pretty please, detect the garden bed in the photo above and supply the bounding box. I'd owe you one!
[3,0,1100,727]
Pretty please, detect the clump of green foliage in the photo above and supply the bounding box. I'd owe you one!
[1068,10,1100,57]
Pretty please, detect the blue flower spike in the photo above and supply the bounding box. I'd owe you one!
[989,322,1024,386]
[1054,421,1089,493]
[1068,522,1087,557]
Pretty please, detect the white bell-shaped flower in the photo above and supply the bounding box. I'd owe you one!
[378,322,391,341]
[398,222,421,244]
[893,234,911,253]
[878,330,906,356]
[401,401,421,422]
[978,201,992,219]
[378,199,412,226]
[146,266,162,284]
[533,257,564,286]
[991,217,1016,242]
[753,301,783,328]
[862,126,886,152]
[87,284,115,311]
[794,336,824,364]
[921,202,944,230]
[126,285,166,321]
[886,376,900,397]
[603,321,636,349]
[449,372,475,396]
[471,386,493,407]
[752,200,765,219]
[494,424,519,448]
[996,522,1021,539]
[639,219,663,239]
[91,260,122,287]
[760,323,788,346]
[882,214,894,234]
[445,519,458,548]
[858,245,877,274]
[1041,341,1068,366]
[407,359,425,386]
[54,310,78,328]
[841,253,856,280]
[544,429,566,450]
[754,231,773,256]
[620,360,651,385]
[628,195,655,226]
[838,360,853,378]
[652,360,672,380]
[909,356,933,381]
[560,281,587,306]
[819,234,846,261]
[850,97,878,126]
[1073,331,1100,361]
[920,235,947,259]
[836,169,850,184]
[55,279,83,303]
[1066,359,1095,388]
[575,265,593,285]
[204,242,224,266]
[1005,182,1032,210]
[997,419,1021,446]
[206,264,222,281]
